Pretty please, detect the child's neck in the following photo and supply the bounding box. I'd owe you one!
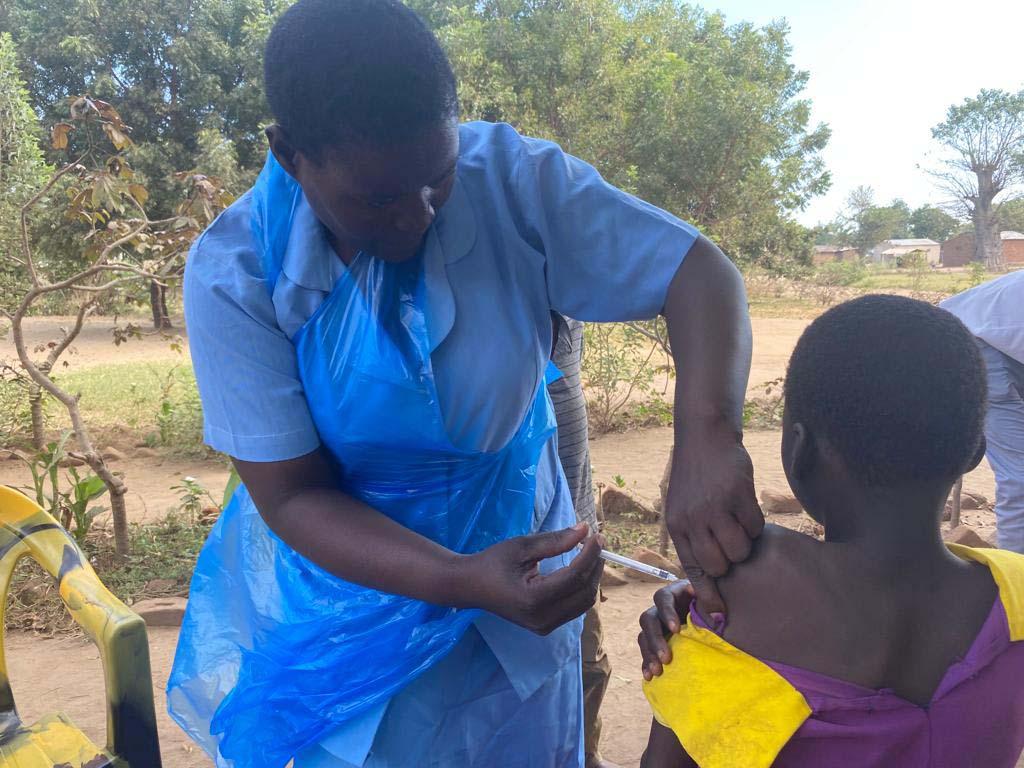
[817,487,954,580]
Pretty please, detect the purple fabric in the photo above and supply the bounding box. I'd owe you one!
[692,602,1024,767]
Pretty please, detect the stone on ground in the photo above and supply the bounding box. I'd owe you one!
[942,525,994,549]
[760,489,803,515]
[100,446,125,462]
[601,488,659,523]
[959,492,989,510]
[623,548,683,583]
[131,597,187,627]
[601,567,629,588]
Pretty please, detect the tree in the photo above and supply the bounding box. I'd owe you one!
[998,197,1024,233]
[3,95,227,556]
[848,197,911,255]
[0,32,48,298]
[910,205,959,242]
[2,0,280,324]
[421,0,829,269]
[930,89,1024,269]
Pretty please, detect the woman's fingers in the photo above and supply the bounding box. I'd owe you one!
[675,536,726,616]
[653,580,694,635]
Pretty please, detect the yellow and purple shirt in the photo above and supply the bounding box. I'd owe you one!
[644,546,1024,768]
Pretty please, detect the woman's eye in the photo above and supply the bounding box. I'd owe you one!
[367,198,395,210]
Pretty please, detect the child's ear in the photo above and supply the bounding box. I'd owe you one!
[783,421,815,485]
[966,435,987,473]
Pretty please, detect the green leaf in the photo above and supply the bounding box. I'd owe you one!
[222,467,241,509]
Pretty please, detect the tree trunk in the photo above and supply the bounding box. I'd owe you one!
[658,445,674,556]
[81,451,131,558]
[109,484,130,559]
[149,280,172,330]
[28,384,45,450]
[973,169,1004,271]
[949,476,964,529]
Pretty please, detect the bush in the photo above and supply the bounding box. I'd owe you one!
[808,260,865,305]
[0,365,36,449]
[582,323,662,433]
[742,377,785,429]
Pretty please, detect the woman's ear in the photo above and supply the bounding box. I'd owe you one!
[266,125,301,179]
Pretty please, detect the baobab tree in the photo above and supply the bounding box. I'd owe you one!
[931,89,1024,270]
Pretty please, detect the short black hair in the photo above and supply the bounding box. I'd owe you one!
[264,0,458,159]
[785,295,986,488]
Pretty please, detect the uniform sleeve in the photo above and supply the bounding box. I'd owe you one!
[514,136,698,322]
[184,212,320,463]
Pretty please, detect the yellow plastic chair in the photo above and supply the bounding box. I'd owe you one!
[0,485,162,767]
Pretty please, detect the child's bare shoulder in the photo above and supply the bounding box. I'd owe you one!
[715,524,823,629]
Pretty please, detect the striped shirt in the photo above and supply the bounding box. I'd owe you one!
[549,317,598,530]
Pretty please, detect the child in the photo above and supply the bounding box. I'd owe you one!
[640,295,1024,768]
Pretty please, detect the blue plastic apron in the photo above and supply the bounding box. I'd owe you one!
[167,156,582,768]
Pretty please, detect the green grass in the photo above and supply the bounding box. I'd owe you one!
[747,295,821,318]
[854,268,991,293]
[52,360,205,454]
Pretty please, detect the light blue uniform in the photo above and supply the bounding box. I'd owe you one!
[179,121,697,766]
[942,272,1024,553]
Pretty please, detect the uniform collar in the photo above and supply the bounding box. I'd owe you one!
[279,194,339,293]
[278,173,477,350]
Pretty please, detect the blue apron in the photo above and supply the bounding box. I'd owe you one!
[167,156,583,768]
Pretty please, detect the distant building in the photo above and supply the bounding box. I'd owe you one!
[940,231,1024,267]
[812,245,860,265]
[867,238,941,265]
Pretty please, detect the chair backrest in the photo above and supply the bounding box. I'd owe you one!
[0,485,162,767]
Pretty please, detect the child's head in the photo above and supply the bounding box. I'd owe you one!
[783,295,986,517]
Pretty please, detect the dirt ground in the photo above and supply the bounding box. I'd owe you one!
[0,314,1008,767]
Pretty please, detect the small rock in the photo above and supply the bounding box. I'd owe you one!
[16,584,47,606]
[942,525,994,549]
[960,492,988,510]
[600,488,659,523]
[144,578,177,593]
[622,548,684,583]
[760,489,803,515]
[101,447,125,462]
[58,456,86,468]
[600,567,629,588]
[132,597,187,627]
[133,447,160,459]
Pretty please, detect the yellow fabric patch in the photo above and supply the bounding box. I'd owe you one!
[948,544,1024,641]
[643,619,811,768]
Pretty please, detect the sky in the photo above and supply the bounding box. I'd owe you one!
[706,0,1024,226]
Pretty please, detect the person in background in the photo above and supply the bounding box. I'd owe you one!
[638,296,1024,768]
[549,316,618,768]
[942,270,1024,553]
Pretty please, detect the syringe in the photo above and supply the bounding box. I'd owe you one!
[599,549,686,584]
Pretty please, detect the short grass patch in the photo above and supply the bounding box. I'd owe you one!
[52,361,206,455]
[855,268,986,293]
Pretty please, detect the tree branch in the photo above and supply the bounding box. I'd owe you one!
[18,155,88,286]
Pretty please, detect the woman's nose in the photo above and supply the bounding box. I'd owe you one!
[393,188,435,235]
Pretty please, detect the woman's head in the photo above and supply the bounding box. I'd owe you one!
[263,0,460,262]
[782,294,987,519]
